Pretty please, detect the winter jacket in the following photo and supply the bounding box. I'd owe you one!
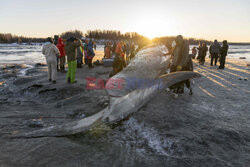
[171,41,190,69]
[201,45,208,56]
[42,42,60,63]
[209,41,221,54]
[87,42,95,59]
[220,44,229,56]
[77,46,83,59]
[115,42,123,55]
[56,38,66,58]
[65,40,81,62]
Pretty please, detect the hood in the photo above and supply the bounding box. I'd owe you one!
[214,40,219,45]
[175,35,183,46]
[58,38,63,45]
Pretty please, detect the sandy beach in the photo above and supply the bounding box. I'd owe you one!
[0,56,249,167]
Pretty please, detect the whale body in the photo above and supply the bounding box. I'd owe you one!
[13,45,201,138]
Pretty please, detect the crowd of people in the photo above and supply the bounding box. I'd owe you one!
[166,36,229,95]
[191,39,229,69]
[104,41,136,77]
[42,36,138,84]
[42,34,229,96]
[42,36,96,84]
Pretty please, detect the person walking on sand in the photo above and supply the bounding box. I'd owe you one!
[209,40,221,66]
[65,37,82,83]
[200,43,208,65]
[56,38,66,73]
[218,40,229,69]
[42,37,60,84]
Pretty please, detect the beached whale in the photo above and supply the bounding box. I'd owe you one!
[13,45,201,138]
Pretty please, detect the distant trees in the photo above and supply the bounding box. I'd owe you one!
[152,36,212,46]
[85,30,149,43]
[0,33,46,43]
[1,30,224,45]
[60,30,84,40]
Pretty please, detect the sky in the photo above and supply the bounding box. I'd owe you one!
[0,0,249,42]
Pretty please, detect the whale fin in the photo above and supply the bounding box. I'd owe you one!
[102,71,201,123]
[159,71,201,88]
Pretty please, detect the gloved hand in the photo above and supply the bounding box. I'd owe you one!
[176,65,182,71]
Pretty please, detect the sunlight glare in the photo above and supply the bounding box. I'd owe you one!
[130,12,175,39]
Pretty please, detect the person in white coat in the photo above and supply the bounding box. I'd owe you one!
[42,37,60,84]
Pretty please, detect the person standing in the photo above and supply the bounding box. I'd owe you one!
[53,35,60,71]
[104,41,111,58]
[125,42,130,63]
[76,46,84,68]
[196,42,202,62]
[87,41,95,68]
[83,40,89,65]
[218,40,229,69]
[130,42,136,60]
[65,37,82,83]
[209,40,221,66]
[191,47,197,59]
[56,38,66,72]
[200,43,208,65]
[42,37,60,84]
[170,35,193,95]
[115,41,126,67]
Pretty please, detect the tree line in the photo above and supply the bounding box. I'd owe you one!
[152,36,212,46]
[2,30,243,45]
[0,33,46,43]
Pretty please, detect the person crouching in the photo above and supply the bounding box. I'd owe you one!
[42,37,60,84]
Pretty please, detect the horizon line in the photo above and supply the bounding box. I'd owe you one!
[1,30,250,44]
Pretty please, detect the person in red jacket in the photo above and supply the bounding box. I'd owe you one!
[56,38,66,72]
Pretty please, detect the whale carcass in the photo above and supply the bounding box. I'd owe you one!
[13,45,201,138]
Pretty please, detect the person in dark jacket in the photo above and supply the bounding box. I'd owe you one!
[218,40,229,69]
[65,37,82,83]
[83,40,89,65]
[87,41,95,68]
[130,42,136,60]
[200,43,208,65]
[209,40,221,66]
[76,46,84,68]
[196,42,202,61]
[191,47,197,59]
[54,35,60,71]
[170,35,193,95]
[109,54,126,78]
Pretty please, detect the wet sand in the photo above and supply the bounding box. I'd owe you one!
[0,57,249,167]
